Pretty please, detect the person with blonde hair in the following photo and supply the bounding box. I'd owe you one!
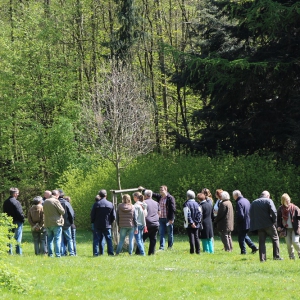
[277,193,300,259]
[116,194,135,255]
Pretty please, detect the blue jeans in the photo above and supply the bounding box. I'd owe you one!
[159,218,174,249]
[134,225,145,256]
[47,226,62,257]
[116,227,134,254]
[61,227,75,256]
[93,228,114,256]
[9,221,23,255]
[238,229,257,254]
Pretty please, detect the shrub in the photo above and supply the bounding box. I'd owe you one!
[0,213,15,255]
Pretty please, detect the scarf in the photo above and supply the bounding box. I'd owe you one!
[281,203,296,227]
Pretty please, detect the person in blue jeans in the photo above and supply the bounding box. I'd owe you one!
[43,190,65,257]
[116,194,135,255]
[3,187,25,255]
[140,185,176,250]
[91,189,115,256]
[133,192,147,256]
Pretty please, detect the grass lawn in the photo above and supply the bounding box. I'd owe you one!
[1,225,299,300]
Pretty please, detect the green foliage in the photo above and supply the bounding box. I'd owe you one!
[0,213,15,255]
[61,153,300,231]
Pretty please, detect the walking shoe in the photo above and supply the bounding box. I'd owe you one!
[273,257,283,260]
[251,248,259,254]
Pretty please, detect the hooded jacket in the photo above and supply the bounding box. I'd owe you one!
[117,203,135,228]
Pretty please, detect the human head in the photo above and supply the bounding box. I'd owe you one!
[95,195,101,202]
[187,190,195,200]
[215,189,223,199]
[99,189,107,198]
[58,189,64,198]
[52,189,60,199]
[260,191,270,198]
[202,188,212,198]
[65,196,71,203]
[144,189,153,199]
[221,191,230,200]
[197,193,206,202]
[281,193,291,207]
[44,190,51,199]
[159,185,168,196]
[133,191,143,202]
[232,190,242,200]
[33,196,43,205]
[122,194,132,204]
[9,187,19,197]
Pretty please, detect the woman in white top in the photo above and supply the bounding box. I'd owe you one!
[213,189,223,217]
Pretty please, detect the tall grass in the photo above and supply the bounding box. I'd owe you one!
[1,225,300,299]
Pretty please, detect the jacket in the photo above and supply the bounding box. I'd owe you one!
[183,199,202,229]
[277,204,300,235]
[117,203,135,228]
[43,197,65,227]
[249,197,277,231]
[199,200,214,239]
[214,199,234,232]
[3,197,25,223]
[134,201,147,230]
[144,198,160,228]
[91,198,116,229]
[152,192,176,221]
[28,204,44,229]
[59,197,75,230]
[235,196,251,230]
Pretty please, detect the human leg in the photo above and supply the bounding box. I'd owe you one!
[32,230,40,255]
[47,227,54,257]
[128,227,135,255]
[285,228,294,258]
[238,229,247,254]
[291,230,300,258]
[14,221,23,255]
[187,228,195,254]
[208,238,214,253]
[63,227,75,256]
[53,226,62,257]
[93,229,101,256]
[194,228,200,254]
[134,226,145,256]
[148,226,159,255]
[265,225,280,259]
[116,227,128,254]
[167,222,174,248]
[258,229,267,261]
[71,227,77,255]
[201,239,209,252]
[103,228,114,255]
[159,218,166,250]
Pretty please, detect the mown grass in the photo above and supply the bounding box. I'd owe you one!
[2,225,300,300]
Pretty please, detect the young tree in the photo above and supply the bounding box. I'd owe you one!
[83,63,155,189]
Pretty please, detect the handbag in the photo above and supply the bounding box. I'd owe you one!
[278,227,287,238]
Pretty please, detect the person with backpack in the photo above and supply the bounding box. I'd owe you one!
[183,190,202,254]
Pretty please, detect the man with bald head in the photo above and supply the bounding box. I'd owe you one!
[250,191,282,262]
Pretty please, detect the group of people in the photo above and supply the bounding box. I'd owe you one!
[3,187,76,257]
[3,185,300,262]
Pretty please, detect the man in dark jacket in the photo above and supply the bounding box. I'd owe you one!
[233,190,258,255]
[3,187,25,255]
[250,190,282,262]
[140,185,176,250]
[58,189,75,256]
[91,189,115,256]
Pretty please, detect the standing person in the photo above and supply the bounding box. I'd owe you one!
[133,192,147,256]
[27,196,47,255]
[233,190,258,255]
[143,189,160,255]
[183,190,202,254]
[91,189,115,256]
[43,190,65,257]
[250,190,282,262]
[115,194,135,255]
[3,187,25,255]
[65,196,77,255]
[277,193,300,259]
[197,193,214,253]
[140,185,176,250]
[43,190,52,252]
[214,191,234,252]
[58,190,75,256]
[202,188,213,206]
[213,189,223,217]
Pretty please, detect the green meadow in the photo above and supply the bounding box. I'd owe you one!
[1,225,299,300]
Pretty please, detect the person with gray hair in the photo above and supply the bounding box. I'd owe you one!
[214,191,234,251]
[28,196,47,255]
[183,190,202,254]
[233,190,258,254]
[250,190,282,262]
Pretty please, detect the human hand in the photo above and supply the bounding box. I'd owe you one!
[134,230,138,234]
[138,186,144,191]
[191,223,196,228]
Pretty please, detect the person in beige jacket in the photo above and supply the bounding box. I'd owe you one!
[43,190,65,257]
[214,191,234,252]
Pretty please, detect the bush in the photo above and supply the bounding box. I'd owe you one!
[0,213,15,255]
[60,153,300,232]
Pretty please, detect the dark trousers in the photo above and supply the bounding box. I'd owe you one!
[186,228,200,254]
[32,229,47,255]
[136,225,159,255]
[93,228,113,256]
[238,229,257,254]
[258,225,280,261]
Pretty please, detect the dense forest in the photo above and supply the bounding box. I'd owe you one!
[0,0,300,202]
